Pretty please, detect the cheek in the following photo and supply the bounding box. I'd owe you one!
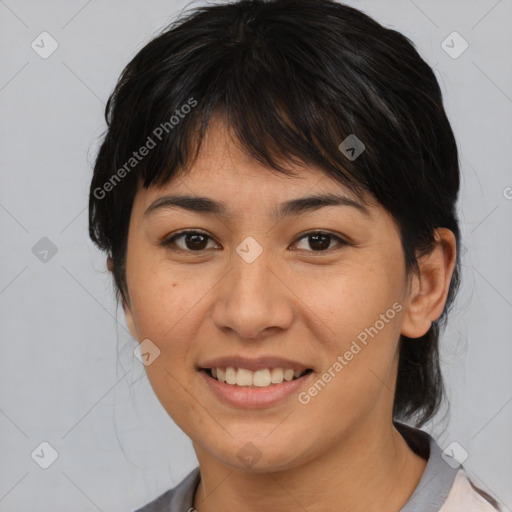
[125,264,208,425]
[125,256,216,364]
[125,239,183,332]
[290,253,404,340]
[292,252,405,400]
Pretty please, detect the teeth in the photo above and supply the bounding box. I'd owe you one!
[270,368,284,383]
[225,367,237,385]
[209,367,308,387]
[283,369,294,381]
[236,368,253,386]
[253,369,271,387]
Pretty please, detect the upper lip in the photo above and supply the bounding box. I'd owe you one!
[198,356,311,372]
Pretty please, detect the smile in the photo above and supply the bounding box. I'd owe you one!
[199,366,314,409]
[205,367,312,388]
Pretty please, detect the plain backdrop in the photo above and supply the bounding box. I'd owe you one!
[1,0,511,510]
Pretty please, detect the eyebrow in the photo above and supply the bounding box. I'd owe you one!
[144,193,371,220]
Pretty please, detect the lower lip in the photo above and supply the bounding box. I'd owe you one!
[199,370,314,409]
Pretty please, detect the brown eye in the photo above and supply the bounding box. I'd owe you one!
[162,230,348,254]
[163,230,219,252]
[293,232,348,252]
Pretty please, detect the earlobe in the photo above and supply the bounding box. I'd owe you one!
[107,255,114,272]
[401,228,457,339]
[122,299,139,340]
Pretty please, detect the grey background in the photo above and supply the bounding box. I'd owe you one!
[1,0,511,510]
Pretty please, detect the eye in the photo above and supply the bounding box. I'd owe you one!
[162,230,349,253]
[162,230,220,252]
[292,231,348,252]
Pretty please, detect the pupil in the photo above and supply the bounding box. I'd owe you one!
[310,233,330,251]
[187,233,207,250]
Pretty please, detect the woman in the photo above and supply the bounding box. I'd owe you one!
[88,0,502,509]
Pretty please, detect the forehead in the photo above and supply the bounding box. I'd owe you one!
[135,117,374,213]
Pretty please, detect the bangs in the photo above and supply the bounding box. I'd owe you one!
[105,4,393,201]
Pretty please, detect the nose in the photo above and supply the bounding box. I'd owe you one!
[211,242,294,340]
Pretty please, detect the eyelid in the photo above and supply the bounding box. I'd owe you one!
[161,229,220,251]
[161,229,350,253]
[293,230,349,251]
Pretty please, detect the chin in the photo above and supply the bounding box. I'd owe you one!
[204,434,309,474]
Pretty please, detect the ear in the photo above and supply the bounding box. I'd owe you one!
[107,255,138,340]
[401,228,457,338]
[107,255,114,272]
[122,299,138,340]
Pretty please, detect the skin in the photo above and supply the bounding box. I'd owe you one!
[119,118,457,511]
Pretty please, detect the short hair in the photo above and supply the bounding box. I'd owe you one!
[89,0,461,427]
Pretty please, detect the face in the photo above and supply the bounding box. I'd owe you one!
[123,119,416,472]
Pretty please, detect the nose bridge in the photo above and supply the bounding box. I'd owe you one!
[234,239,272,297]
[212,237,293,338]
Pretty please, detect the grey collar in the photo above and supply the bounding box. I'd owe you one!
[397,422,459,511]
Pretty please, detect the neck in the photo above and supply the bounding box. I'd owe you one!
[192,420,427,512]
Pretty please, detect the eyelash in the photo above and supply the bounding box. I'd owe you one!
[161,229,349,254]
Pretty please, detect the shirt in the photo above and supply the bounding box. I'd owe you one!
[133,423,501,511]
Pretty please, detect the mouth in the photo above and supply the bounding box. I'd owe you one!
[198,358,315,408]
[200,367,314,388]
